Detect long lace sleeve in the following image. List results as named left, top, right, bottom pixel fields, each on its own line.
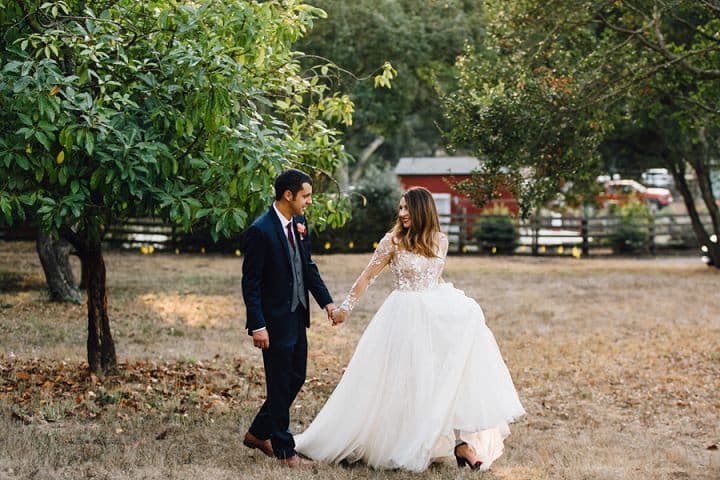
left=438, top=232, right=449, bottom=283
left=439, top=232, right=449, bottom=258
left=338, top=232, right=395, bottom=314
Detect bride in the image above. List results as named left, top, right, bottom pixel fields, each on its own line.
left=295, top=187, right=525, bottom=472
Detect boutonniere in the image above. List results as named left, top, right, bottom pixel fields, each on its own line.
left=296, top=223, right=306, bottom=241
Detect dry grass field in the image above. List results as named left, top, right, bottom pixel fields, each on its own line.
left=1, top=241, right=719, bottom=480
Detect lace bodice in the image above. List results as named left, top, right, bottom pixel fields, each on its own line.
left=338, top=232, right=449, bottom=314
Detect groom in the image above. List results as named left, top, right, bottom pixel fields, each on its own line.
left=241, top=168, right=335, bottom=468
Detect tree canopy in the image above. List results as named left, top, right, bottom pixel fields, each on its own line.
left=0, top=0, right=360, bottom=238
left=444, top=0, right=720, bottom=265
left=297, top=0, right=485, bottom=180
left=0, top=0, right=370, bottom=371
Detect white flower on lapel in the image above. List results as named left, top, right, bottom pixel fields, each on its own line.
left=296, top=223, right=306, bottom=241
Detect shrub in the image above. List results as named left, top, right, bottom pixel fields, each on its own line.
left=474, top=205, right=519, bottom=254
left=312, top=168, right=402, bottom=253
left=607, top=199, right=652, bottom=253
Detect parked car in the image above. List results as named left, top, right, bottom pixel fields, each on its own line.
left=641, top=168, right=674, bottom=188
left=597, top=179, right=673, bottom=210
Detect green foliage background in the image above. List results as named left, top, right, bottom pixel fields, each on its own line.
left=297, top=0, right=485, bottom=175
left=606, top=199, right=653, bottom=254
left=473, top=205, right=520, bottom=254
left=312, top=167, right=402, bottom=253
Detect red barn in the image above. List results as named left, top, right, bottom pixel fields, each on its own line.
left=393, top=156, right=518, bottom=216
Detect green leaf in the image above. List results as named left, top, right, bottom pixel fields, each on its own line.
left=233, top=210, right=247, bottom=227
left=17, top=113, right=33, bottom=126
left=0, top=197, right=12, bottom=219
left=35, top=131, right=51, bottom=151
left=18, top=193, right=37, bottom=206
left=3, top=61, right=23, bottom=73
left=85, top=133, right=94, bottom=155
left=90, top=169, right=103, bottom=189
left=58, top=167, right=68, bottom=186
left=13, top=76, right=32, bottom=93
left=38, top=120, right=54, bottom=132
left=16, top=156, right=30, bottom=170
left=59, top=129, right=74, bottom=150
left=17, top=128, right=34, bottom=140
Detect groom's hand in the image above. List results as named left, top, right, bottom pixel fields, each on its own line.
left=252, top=329, right=270, bottom=349
left=331, top=309, right=348, bottom=326
left=325, top=303, right=335, bottom=325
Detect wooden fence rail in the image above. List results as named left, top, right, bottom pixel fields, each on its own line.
left=440, top=212, right=709, bottom=256
left=0, top=212, right=711, bottom=256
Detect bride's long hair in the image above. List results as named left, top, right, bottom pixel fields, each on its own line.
left=391, top=187, right=441, bottom=258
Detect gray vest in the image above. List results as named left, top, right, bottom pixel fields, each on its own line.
left=289, top=238, right=307, bottom=312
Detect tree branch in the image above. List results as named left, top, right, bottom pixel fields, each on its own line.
left=649, top=6, right=720, bottom=79
left=599, top=6, right=720, bottom=80
left=13, top=0, right=43, bottom=34
left=683, top=96, right=720, bottom=115
left=176, top=125, right=207, bottom=164
left=697, top=0, right=720, bottom=16
left=667, top=9, right=720, bottom=45
left=298, top=54, right=387, bottom=82
left=59, top=225, right=85, bottom=253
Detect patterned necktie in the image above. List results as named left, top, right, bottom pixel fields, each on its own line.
left=286, top=222, right=295, bottom=251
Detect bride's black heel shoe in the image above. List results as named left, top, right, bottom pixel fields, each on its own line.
left=454, top=442, right=483, bottom=470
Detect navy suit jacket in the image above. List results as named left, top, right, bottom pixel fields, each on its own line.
left=241, top=207, right=332, bottom=336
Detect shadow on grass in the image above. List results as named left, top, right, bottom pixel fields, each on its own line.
left=0, top=270, right=45, bottom=293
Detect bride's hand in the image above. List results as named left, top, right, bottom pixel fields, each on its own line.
left=331, top=309, right=348, bottom=326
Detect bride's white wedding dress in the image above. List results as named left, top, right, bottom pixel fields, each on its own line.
left=295, top=232, right=525, bottom=472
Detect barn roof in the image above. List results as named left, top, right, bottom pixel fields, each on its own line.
left=394, top=156, right=482, bottom=175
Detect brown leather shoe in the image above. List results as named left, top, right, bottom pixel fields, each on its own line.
left=278, top=455, right=314, bottom=468
left=243, top=432, right=273, bottom=458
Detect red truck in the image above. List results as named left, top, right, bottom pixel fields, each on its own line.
left=598, top=179, right=673, bottom=210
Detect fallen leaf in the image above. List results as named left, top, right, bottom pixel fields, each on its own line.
left=11, top=411, right=31, bottom=425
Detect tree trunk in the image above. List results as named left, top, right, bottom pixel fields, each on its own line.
left=36, top=231, right=81, bottom=303
left=668, top=159, right=720, bottom=267
left=350, top=136, right=385, bottom=183
left=84, top=240, right=117, bottom=374
left=692, top=126, right=720, bottom=237
left=705, top=241, right=720, bottom=267
left=79, top=257, right=89, bottom=290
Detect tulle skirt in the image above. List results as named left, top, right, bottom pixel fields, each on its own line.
left=295, top=283, right=525, bottom=472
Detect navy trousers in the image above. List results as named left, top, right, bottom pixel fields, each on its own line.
left=248, top=306, right=307, bottom=459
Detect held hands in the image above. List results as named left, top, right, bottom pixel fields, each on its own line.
left=325, top=303, right=347, bottom=326
left=331, top=308, right=348, bottom=326
left=325, top=303, right=335, bottom=325
left=253, top=304, right=341, bottom=349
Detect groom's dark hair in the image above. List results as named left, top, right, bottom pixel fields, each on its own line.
left=275, top=168, right=313, bottom=200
